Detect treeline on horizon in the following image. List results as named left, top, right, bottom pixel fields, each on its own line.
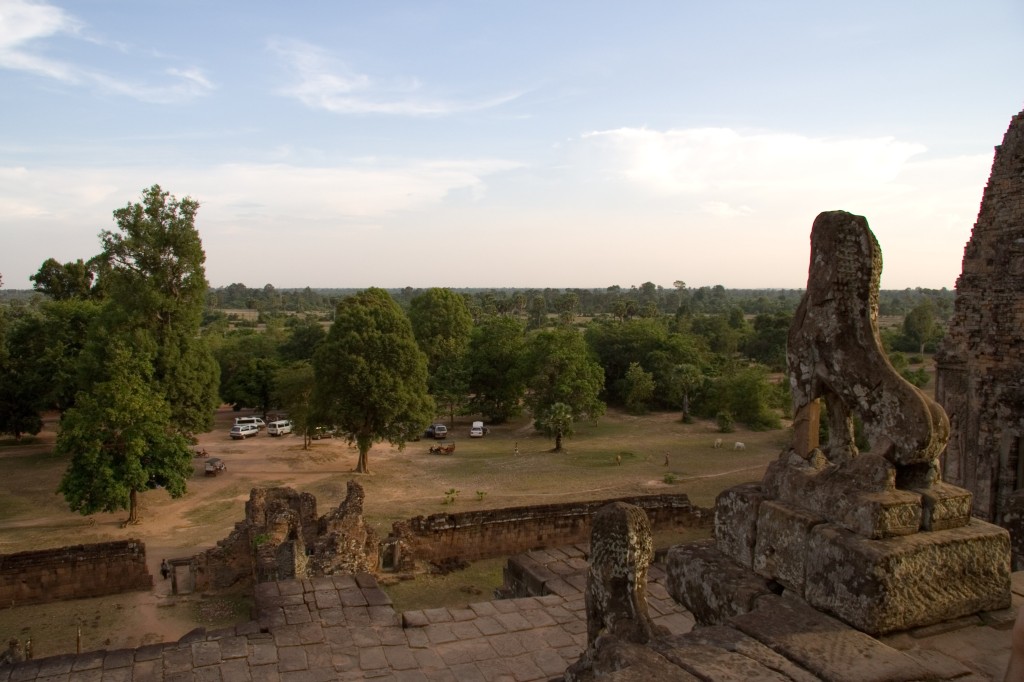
left=201, top=281, right=954, bottom=319
left=1, top=280, right=956, bottom=320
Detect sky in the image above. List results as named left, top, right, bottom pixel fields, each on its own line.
left=1, top=1, right=1022, bottom=291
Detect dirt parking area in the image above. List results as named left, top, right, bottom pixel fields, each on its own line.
left=0, top=406, right=786, bottom=657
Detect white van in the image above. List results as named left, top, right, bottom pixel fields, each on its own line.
left=230, top=424, right=259, bottom=439
left=234, top=416, right=266, bottom=430
left=470, top=421, right=486, bottom=438
left=268, top=420, right=293, bottom=436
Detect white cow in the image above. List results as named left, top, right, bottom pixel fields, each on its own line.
left=734, top=442, right=746, bottom=450
left=713, top=438, right=723, bottom=449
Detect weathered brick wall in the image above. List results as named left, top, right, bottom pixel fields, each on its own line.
left=0, top=540, right=153, bottom=607
left=390, top=494, right=710, bottom=565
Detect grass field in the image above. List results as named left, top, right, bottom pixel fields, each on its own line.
left=0, top=407, right=789, bottom=656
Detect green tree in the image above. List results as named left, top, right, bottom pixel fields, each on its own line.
left=585, top=318, right=700, bottom=405
left=902, top=301, right=941, bottom=353
left=656, top=362, right=704, bottom=422
left=57, top=345, right=192, bottom=524
left=527, top=294, right=547, bottom=330
left=273, top=362, right=316, bottom=448
left=556, top=292, right=580, bottom=325
left=213, top=331, right=280, bottom=410
left=523, top=327, right=605, bottom=448
left=408, top=288, right=473, bottom=423
left=466, top=316, right=527, bottom=423
left=622, top=362, right=655, bottom=415
left=279, top=318, right=327, bottom=363
left=703, top=365, right=781, bottom=431
left=93, top=184, right=219, bottom=436
left=430, top=338, right=470, bottom=425
left=313, top=288, right=434, bottom=473
left=0, top=299, right=99, bottom=438
left=57, top=185, right=218, bottom=522
left=30, top=258, right=100, bottom=300
left=743, top=311, right=792, bottom=371
left=534, top=402, right=574, bottom=452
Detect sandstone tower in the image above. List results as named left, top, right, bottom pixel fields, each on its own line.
left=936, top=107, right=1024, bottom=527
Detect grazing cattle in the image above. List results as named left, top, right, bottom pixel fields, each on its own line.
left=734, top=442, right=746, bottom=450
left=713, top=438, right=723, bottom=449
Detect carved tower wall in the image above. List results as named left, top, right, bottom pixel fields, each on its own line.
left=937, top=107, right=1024, bottom=523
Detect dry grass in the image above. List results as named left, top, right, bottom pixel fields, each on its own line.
left=0, top=407, right=787, bottom=655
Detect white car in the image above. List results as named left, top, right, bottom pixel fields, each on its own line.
left=470, top=421, right=486, bottom=437
left=230, top=424, right=259, bottom=439
left=268, top=420, right=293, bottom=436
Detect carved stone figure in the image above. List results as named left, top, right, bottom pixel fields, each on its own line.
left=583, top=502, right=659, bottom=646
left=787, top=210, right=949, bottom=475
left=567, top=501, right=666, bottom=680
left=670, top=210, right=1010, bottom=637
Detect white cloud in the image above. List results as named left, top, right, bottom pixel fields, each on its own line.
left=0, top=0, right=81, bottom=80
left=0, top=0, right=213, bottom=102
left=583, top=127, right=928, bottom=195
left=0, top=157, right=521, bottom=285
left=270, top=38, right=521, bottom=115
left=575, top=125, right=991, bottom=289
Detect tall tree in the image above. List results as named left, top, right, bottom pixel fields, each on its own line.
left=534, top=402, right=574, bottom=452
left=523, top=327, right=605, bottom=449
left=0, top=299, right=99, bottom=438
left=902, top=301, right=940, bottom=353
left=274, top=362, right=316, bottom=449
left=465, top=316, right=527, bottom=423
left=94, top=184, right=219, bottom=435
left=214, top=331, right=281, bottom=412
left=313, top=288, right=434, bottom=473
left=408, top=288, right=473, bottom=423
left=622, top=362, right=656, bottom=415
left=279, top=318, right=327, bottom=363
left=30, top=258, right=100, bottom=300
left=57, top=345, right=192, bottom=524
left=58, top=185, right=218, bottom=523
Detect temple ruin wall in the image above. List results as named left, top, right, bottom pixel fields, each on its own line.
left=0, top=540, right=153, bottom=607
left=392, top=494, right=710, bottom=565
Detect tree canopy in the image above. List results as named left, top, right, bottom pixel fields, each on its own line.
left=313, top=288, right=434, bottom=473
left=92, top=184, right=220, bottom=436
left=57, top=344, right=192, bottom=523
left=465, top=316, right=527, bottom=423
left=56, top=185, right=218, bottom=522
left=523, top=326, right=605, bottom=449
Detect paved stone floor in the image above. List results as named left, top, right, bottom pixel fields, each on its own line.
left=0, top=547, right=1018, bottom=681
left=0, top=546, right=691, bottom=682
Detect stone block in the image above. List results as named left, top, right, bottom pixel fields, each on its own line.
left=804, top=519, right=1012, bottom=635
left=665, top=540, right=774, bottom=626
left=764, top=455, right=923, bottom=539
left=714, top=484, right=762, bottom=568
left=752, top=500, right=822, bottom=593
left=914, top=481, right=972, bottom=531
left=730, top=595, right=933, bottom=682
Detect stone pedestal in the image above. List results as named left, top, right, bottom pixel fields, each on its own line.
left=804, top=519, right=1010, bottom=634
left=708, top=482, right=1011, bottom=636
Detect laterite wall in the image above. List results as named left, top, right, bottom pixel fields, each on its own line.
left=391, top=493, right=710, bottom=564
left=0, top=540, right=153, bottom=606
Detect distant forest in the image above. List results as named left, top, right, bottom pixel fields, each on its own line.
left=196, top=282, right=955, bottom=321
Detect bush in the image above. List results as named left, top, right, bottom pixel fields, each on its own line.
left=716, top=410, right=735, bottom=433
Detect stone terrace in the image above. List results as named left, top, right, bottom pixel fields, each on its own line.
left=0, top=547, right=1019, bottom=681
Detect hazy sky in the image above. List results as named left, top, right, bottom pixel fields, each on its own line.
left=1, top=1, right=1021, bottom=291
